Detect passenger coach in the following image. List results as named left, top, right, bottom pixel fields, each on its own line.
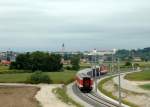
left=76, top=73, right=93, bottom=92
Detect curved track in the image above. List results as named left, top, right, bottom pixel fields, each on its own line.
left=72, top=70, right=129, bottom=107
left=72, top=83, right=123, bottom=107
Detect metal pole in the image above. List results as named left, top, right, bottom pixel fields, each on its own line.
left=118, top=58, right=122, bottom=106
left=95, top=53, right=97, bottom=92
left=112, top=53, right=114, bottom=73
left=132, top=63, right=134, bottom=71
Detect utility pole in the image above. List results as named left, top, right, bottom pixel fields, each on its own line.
left=132, top=63, right=135, bottom=71
left=95, top=50, right=97, bottom=92
left=117, top=58, right=122, bottom=106
left=112, top=53, right=114, bottom=72
left=92, top=49, right=97, bottom=92
left=112, top=49, right=116, bottom=73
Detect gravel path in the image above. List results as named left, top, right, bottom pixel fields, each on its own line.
left=113, top=74, right=150, bottom=94
left=36, top=84, right=73, bottom=107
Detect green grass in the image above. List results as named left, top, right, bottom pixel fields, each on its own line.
left=0, top=70, right=77, bottom=84
left=98, top=77, right=138, bottom=107
left=140, top=84, right=150, bottom=90
left=0, top=65, right=9, bottom=72
left=52, top=87, right=83, bottom=107
left=125, top=70, right=150, bottom=81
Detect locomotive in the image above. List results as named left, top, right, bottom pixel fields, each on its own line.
left=75, top=73, right=93, bottom=92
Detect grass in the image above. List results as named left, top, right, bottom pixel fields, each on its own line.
left=124, top=70, right=150, bottom=81
left=0, top=70, right=77, bottom=84
left=0, top=65, right=9, bottom=72
left=140, top=84, right=150, bottom=90
left=52, top=87, right=83, bottom=107
left=98, top=76, right=138, bottom=107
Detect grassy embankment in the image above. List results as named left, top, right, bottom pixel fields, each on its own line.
left=125, top=70, right=150, bottom=90
left=53, top=87, right=83, bottom=107
left=140, top=84, right=150, bottom=90
left=98, top=76, right=138, bottom=107
left=124, top=70, right=150, bottom=81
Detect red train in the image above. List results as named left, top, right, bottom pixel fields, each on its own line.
left=99, top=64, right=109, bottom=75
left=90, top=64, right=109, bottom=77
left=76, top=73, right=93, bottom=92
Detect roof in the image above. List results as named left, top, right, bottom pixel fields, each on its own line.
left=77, top=73, right=91, bottom=78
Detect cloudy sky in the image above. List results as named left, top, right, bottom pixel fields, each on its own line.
left=0, top=0, right=150, bottom=51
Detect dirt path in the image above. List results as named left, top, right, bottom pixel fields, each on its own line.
left=103, top=79, right=150, bottom=107
left=36, top=84, right=73, bottom=107
left=113, top=74, right=150, bottom=94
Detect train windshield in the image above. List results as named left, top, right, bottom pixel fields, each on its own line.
left=83, top=78, right=91, bottom=87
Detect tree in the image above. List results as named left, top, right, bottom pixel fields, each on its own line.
left=71, top=55, right=80, bottom=70
left=10, top=51, right=63, bottom=72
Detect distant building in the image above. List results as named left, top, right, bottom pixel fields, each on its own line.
left=0, top=51, right=18, bottom=62
left=83, top=49, right=115, bottom=63
left=133, top=57, right=142, bottom=62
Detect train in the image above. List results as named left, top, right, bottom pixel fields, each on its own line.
left=76, top=65, right=109, bottom=92
left=75, top=73, right=93, bottom=93
left=88, top=64, right=109, bottom=77
left=99, top=64, right=109, bottom=75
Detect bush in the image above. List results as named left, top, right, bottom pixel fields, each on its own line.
left=28, top=71, right=52, bottom=84
left=125, top=61, right=132, bottom=66
left=65, top=66, right=72, bottom=70
left=134, top=63, right=140, bottom=67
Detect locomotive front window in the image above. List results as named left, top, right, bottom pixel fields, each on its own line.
left=83, top=78, right=91, bottom=87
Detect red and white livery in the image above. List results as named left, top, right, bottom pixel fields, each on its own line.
left=76, top=73, right=93, bottom=92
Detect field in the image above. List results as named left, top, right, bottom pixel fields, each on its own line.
left=140, top=84, right=150, bottom=90
left=124, top=70, right=150, bottom=81
left=0, top=71, right=76, bottom=84
left=0, top=65, right=77, bottom=84
left=0, top=86, right=40, bottom=107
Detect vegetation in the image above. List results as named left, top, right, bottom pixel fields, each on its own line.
left=28, top=71, right=52, bottom=84
left=0, top=70, right=76, bottom=84
left=125, top=61, right=132, bottom=67
left=115, top=47, right=150, bottom=61
left=53, top=87, right=83, bottom=107
left=71, top=55, right=80, bottom=70
left=140, top=84, right=150, bottom=90
left=98, top=77, right=138, bottom=107
left=125, top=70, right=150, bottom=81
left=10, top=51, right=63, bottom=72
left=0, top=65, right=9, bottom=72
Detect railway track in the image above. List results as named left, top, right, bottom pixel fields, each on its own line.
left=89, top=92, right=122, bottom=107
left=72, top=69, right=133, bottom=107
left=72, top=84, right=122, bottom=107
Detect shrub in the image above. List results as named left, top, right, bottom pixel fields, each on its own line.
left=65, top=66, right=72, bottom=70
left=28, top=71, right=52, bottom=84
left=125, top=61, right=132, bottom=66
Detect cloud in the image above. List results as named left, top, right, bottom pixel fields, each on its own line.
left=0, top=0, right=150, bottom=51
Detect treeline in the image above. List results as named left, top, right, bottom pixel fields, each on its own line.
left=10, top=51, right=63, bottom=72
left=115, top=47, right=150, bottom=61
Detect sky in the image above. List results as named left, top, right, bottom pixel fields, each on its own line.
left=0, top=0, right=150, bottom=52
